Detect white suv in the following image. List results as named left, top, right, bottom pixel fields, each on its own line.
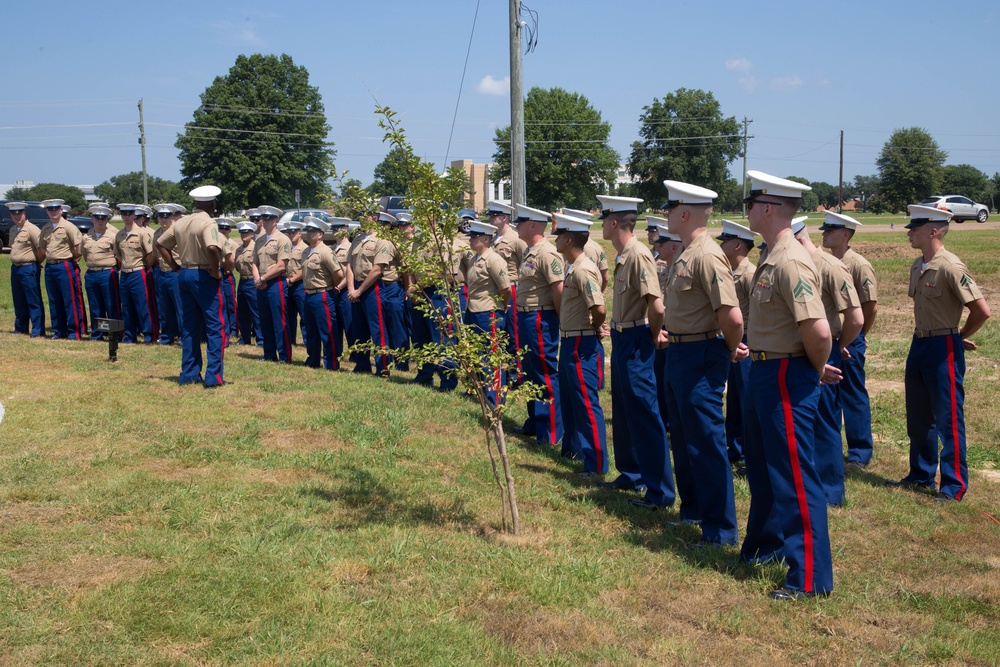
left=918, top=195, right=989, bottom=223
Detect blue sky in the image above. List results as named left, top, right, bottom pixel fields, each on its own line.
left=3, top=0, right=999, bottom=198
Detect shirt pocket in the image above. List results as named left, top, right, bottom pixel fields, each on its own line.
left=614, top=277, right=628, bottom=295
left=752, top=286, right=773, bottom=304
left=921, top=282, right=943, bottom=300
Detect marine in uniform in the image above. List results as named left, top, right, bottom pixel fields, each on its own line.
left=155, top=185, right=226, bottom=387
left=136, top=204, right=160, bottom=339
left=346, top=212, right=395, bottom=375
left=488, top=200, right=528, bottom=383
left=217, top=217, right=239, bottom=344
left=887, top=205, right=991, bottom=502
left=329, top=217, right=356, bottom=364
left=252, top=206, right=293, bottom=362
left=740, top=171, right=838, bottom=600
left=793, top=218, right=862, bottom=507
left=649, top=220, right=681, bottom=442
left=234, top=221, right=262, bottom=345
left=5, top=201, right=46, bottom=336
left=152, top=204, right=183, bottom=345
left=39, top=198, right=85, bottom=340
left=113, top=203, right=155, bottom=343
left=463, top=219, right=511, bottom=405
left=512, top=204, right=564, bottom=446
left=284, top=220, right=309, bottom=348
left=821, top=211, right=879, bottom=468
left=661, top=181, right=745, bottom=542
left=80, top=204, right=120, bottom=339
left=300, top=216, right=345, bottom=370
left=717, top=219, right=758, bottom=469
left=597, top=195, right=675, bottom=508
left=552, top=213, right=608, bottom=478
left=562, top=207, right=610, bottom=389
left=378, top=215, right=409, bottom=371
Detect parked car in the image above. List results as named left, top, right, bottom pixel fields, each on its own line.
left=68, top=216, right=94, bottom=237
left=379, top=195, right=408, bottom=219
left=918, top=195, right=989, bottom=223
left=0, top=200, right=49, bottom=248
left=277, top=208, right=339, bottom=243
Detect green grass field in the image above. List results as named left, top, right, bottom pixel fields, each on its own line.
left=0, top=227, right=998, bottom=666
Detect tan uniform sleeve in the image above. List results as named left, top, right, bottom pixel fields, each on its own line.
left=581, top=264, right=603, bottom=309
left=488, top=255, right=510, bottom=291
left=157, top=226, right=177, bottom=250
left=855, top=262, right=877, bottom=303
left=538, top=249, right=564, bottom=286
left=697, top=252, right=739, bottom=311
left=633, top=251, right=661, bottom=300
left=779, top=259, right=827, bottom=322
left=201, top=221, right=221, bottom=250
left=943, top=260, right=984, bottom=305
left=322, top=250, right=342, bottom=278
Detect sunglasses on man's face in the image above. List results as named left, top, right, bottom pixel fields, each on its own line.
left=45, top=206, right=62, bottom=211
left=261, top=215, right=278, bottom=220
left=92, top=215, right=110, bottom=220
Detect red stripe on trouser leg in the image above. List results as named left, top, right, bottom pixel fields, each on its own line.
left=322, top=291, right=339, bottom=369
left=511, top=284, right=522, bottom=380
left=597, top=345, right=604, bottom=386
left=778, top=358, right=814, bottom=592
left=215, top=283, right=226, bottom=384
left=535, top=311, right=557, bottom=442
left=278, top=280, right=291, bottom=359
left=574, top=336, right=603, bottom=472
left=63, top=262, right=83, bottom=339
left=374, top=283, right=387, bottom=373
left=491, top=312, right=500, bottom=392
left=140, top=269, right=156, bottom=339
left=945, top=336, right=966, bottom=500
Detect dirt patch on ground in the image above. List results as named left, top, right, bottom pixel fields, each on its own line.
left=263, top=428, right=347, bottom=453
left=0, top=503, right=69, bottom=525
left=865, top=378, right=905, bottom=396
left=8, top=554, right=158, bottom=591
left=976, top=468, right=1000, bottom=484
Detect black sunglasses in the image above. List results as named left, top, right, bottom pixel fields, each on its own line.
left=92, top=215, right=110, bottom=220
left=45, top=206, right=62, bottom=211
left=261, top=214, right=278, bottom=219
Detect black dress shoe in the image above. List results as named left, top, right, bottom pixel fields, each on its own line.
left=628, top=496, right=664, bottom=510
left=577, top=471, right=598, bottom=480
left=511, top=424, right=535, bottom=436
left=934, top=492, right=957, bottom=503
left=769, top=587, right=828, bottom=601
left=845, top=460, right=867, bottom=470
left=886, top=478, right=936, bottom=492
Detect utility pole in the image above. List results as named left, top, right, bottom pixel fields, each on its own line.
left=508, top=0, right=525, bottom=206
left=138, top=99, right=148, bottom=206
left=740, top=116, right=753, bottom=219
left=838, top=130, right=844, bottom=213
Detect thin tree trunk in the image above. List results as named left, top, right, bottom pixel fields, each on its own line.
left=492, top=421, right=520, bottom=534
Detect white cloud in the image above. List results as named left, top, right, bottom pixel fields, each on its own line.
left=476, top=75, right=510, bottom=96
left=214, top=20, right=264, bottom=46
left=725, top=58, right=753, bottom=74
left=770, top=76, right=803, bottom=90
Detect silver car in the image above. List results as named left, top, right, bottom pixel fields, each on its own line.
left=918, top=195, right=989, bottom=223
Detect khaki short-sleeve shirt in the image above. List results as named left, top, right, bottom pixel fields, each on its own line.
left=812, top=250, right=860, bottom=339
left=732, top=256, right=755, bottom=324
left=748, top=232, right=827, bottom=354
left=374, top=238, right=400, bottom=283
left=253, top=230, right=293, bottom=275
left=516, top=239, right=564, bottom=309
left=287, top=240, right=308, bottom=281
left=841, top=248, right=878, bottom=304
left=10, top=221, right=41, bottom=265
left=560, top=255, right=604, bottom=331
left=665, top=232, right=739, bottom=334
left=82, top=228, right=117, bottom=269
left=302, top=243, right=343, bottom=291
left=465, top=247, right=510, bottom=312
left=334, top=240, right=350, bottom=265
left=909, top=247, right=984, bottom=331
left=346, top=233, right=380, bottom=278
left=234, top=243, right=255, bottom=278
left=157, top=211, right=222, bottom=267
left=40, top=220, right=83, bottom=262
left=584, top=239, right=609, bottom=274
left=152, top=227, right=180, bottom=271
left=492, top=227, right=527, bottom=278
left=114, top=226, right=152, bottom=270
left=612, top=235, right=661, bottom=323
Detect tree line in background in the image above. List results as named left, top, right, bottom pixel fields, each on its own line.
left=10, top=54, right=1000, bottom=217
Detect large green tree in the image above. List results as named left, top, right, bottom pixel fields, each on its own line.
left=627, top=88, right=741, bottom=206
left=786, top=176, right=819, bottom=212
left=175, top=53, right=334, bottom=211
left=491, top=87, right=619, bottom=211
left=940, top=164, right=989, bottom=202
left=6, top=183, right=86, bottom=211
left=875, top=127, right=946, bottom=213
left=368, top=145, right=414, bottom=197
left=94, top=171, right=192, bottom=209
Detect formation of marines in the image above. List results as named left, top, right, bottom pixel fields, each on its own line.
left=4, top=168, right=991, bottom=601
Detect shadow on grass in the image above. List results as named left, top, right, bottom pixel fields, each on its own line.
left=297, top=466, right=479, bottom=530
